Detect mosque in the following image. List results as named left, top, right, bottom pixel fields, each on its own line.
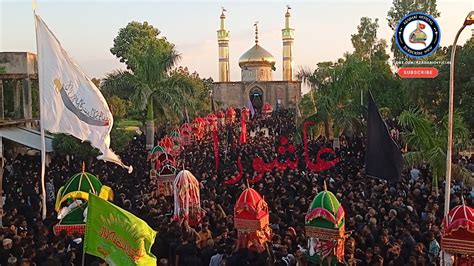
left=212, top=7, right=302, bottom=111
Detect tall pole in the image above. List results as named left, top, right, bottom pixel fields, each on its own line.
left=444, top=24, right=466, bottom=217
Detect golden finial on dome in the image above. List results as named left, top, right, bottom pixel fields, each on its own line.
left=254, top=21, right=259, bottom=45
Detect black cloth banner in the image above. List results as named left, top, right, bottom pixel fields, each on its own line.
left=365, top=92, right=403, bottom=183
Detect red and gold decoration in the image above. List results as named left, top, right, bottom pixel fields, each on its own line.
left=156, top=164, right=176, bottom=197
left=216, top=111, right=225, bottom=126
left=226, top=107, right=236, bottom=124
left=234, top=187, right=272, bottom=253
left=173, top=169, right=203, bottom=226
left=262, top=102, right=273, bottom=117
left=241, top=107, right=250, bottom=122
left=180, top=123, right=193, bottom=146
left=212, top=125, right=219, bottom=173
left=193, top=117, right=206, bottom=140
left=206, top=113, right=218, bottom=130
left=441, top=203, right=474, bottom=265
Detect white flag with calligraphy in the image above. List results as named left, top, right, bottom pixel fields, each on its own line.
left=35, top=14, right=131, bottom=172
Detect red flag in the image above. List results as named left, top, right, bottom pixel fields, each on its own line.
left=212, top=126, right=219, bottom=173
left=239, top=117, right=247, bottom=144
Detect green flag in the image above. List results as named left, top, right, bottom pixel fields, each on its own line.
left=84, top=194, right=157, bottom=265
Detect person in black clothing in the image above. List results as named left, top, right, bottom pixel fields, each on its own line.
left=0, top=109, right=472, bottom=266
left=175, top=232, right=201, bottom=266
left=200, top=239, right=217, bottom=265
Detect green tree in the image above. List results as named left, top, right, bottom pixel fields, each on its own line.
left=298, top=54, right=367, bottom=138
left=452, top=38, right=474, bottom=129
left=350, top=16, right=406, bottom=115
left=107, top=95, right=131, bottom=119
left=351, top=17, right=380, bottom=61
left=110, top=21, right=161, bottom=71
left=393, top=37, right=474, bottom=129
left=52, top=134, right=98, bottom=159
left=387, top=0, right=440, bottom=64
left=398, top=109, right=471, bottom=191
left=106, top=22, right=210, bottom=149
left=52, top=125, right=133, bottom=159
left=101, top=70, right=138, bottom=100
left=91, top=78, right=101, bottom=88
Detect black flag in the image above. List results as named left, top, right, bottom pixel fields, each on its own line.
left=365, top=92, right=403, bottom=182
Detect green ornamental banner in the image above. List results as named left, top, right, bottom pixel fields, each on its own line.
left=84, top=194, right=157, bottom=265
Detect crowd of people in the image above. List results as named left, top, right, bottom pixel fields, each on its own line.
left=0, top=109, right=473, bottom=266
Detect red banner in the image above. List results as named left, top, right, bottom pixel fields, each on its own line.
left=240, top=117, right=247, bottom=144
left=303, top=121, right=340, bottom=172
left=212, top=126, right=219, bottom=173
left=224, top=158, right=243, bottom=185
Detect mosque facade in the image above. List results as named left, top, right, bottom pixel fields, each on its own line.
left=212, top=7, right=301, bottom=111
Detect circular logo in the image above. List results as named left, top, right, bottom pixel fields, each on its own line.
left=395, top=12, right=441, bottom=58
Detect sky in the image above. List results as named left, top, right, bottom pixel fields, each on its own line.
left=1, top=0, right=474, bottom=85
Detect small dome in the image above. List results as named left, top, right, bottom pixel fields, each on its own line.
left=150, top=145, right=166, bottom=154
left=235, top=188, right=268, bottom=220
left=306, top=190, right=345, bottom=229
left=61, top=172, right=103, bottom=197
left=239, top=44, right=276, bottom=68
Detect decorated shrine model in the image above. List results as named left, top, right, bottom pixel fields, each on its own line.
left=53, top=169, right=113, bottom=236
left=173, top=169, right=202, bottom=226
left=206, top=113, right=218, bottom=129
left=159, top=136, right=175, bottom=153
left=149, top=145, right=176, bottom=172
left=441, top=203, right=474, bottom=265
left=262, top=102, right=273, bottom=117
left=193, top=117, right=206, bottom=140
left=241, top=107, right=250, bottom=121
left=169, top=130, right=180, bottom=143
left=305, top=187, right=346, bottom=265
left=156, top=164, right=176, bottom=197
left=226, top=107, right=236, bottom=124
left=149, top=144, right=178, bottom=197
left=180, top=123, right=193, bottom=145
left=234, top=187, right=272, bottom=253
left=216, top=111, right=225, bottom=126
left=148, top=145, right=166, bottom=161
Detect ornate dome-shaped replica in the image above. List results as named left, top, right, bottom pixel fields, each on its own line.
left=234, top=187, right=272, bottom=253
left=173, top=169, right=202, bottom=226
left=55, top=171, right=113, bottom=212
left=54, top=167, right=113, bottom=236
left=238, top=44, right=276, bottom=68
left=441, top=203, right=474, bottom=258
left=305, top=187, right=346, bottom=265
left=306, top=190, right=345, bottom=230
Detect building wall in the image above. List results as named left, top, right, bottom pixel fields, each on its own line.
left=241, top=66, right=273, bottom=82
left=0, top=52, right=37, bottom=74
left=213, top=80, right=301, bottom=109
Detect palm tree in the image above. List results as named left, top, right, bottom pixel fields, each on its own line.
left=398, top=109, right=471, bottom=192
left=298, top=54, right=366, bottom=138
left=102, top=40, right=204, bottom=149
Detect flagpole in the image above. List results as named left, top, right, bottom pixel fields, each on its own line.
left=81, top=249, right=85, bottom=266
left=33, top=5, right=48, bottom=221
